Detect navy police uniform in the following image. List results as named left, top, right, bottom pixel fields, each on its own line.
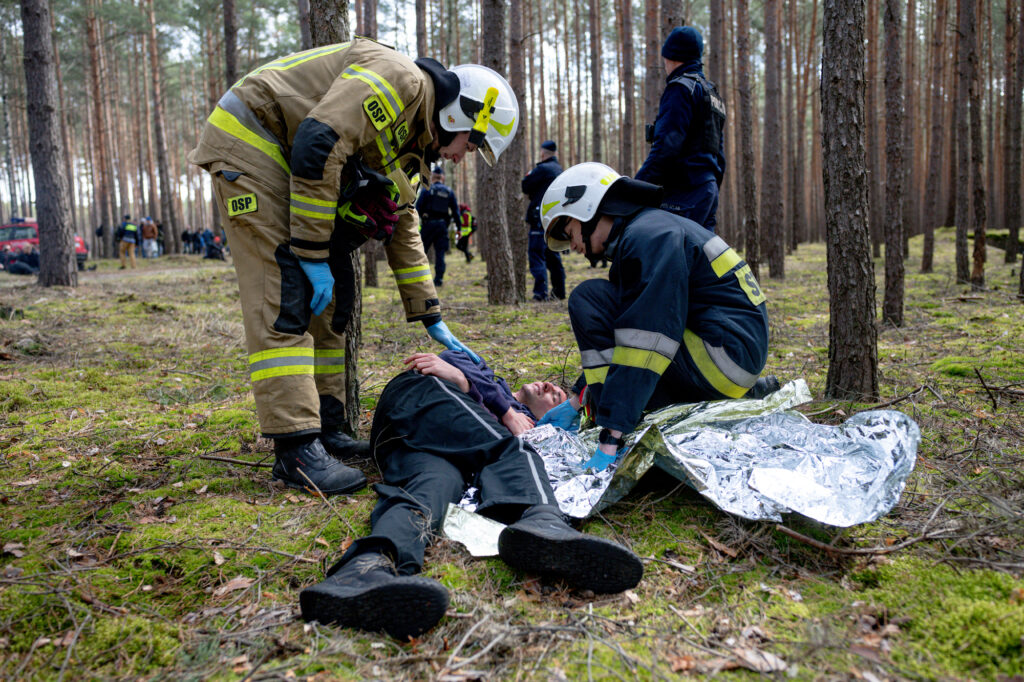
left=522, top=155, right=566, bottom=300
left=328, top=351, right=556, bottom=576
left=636, top=63, right=726, bottom=232
left=569, top=208, right=768, bottom=434
left=416, top=181, right=460, bottom=286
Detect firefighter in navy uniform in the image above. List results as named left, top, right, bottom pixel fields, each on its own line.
left=522, top=140, right=566, bottom=300
left=541, top=163, right=777, bottom=471
left=189, top=38, right=520, bottom=496
left=415, top=165, right=460, bottom=286
left=636, top=26, right=726, bottom=232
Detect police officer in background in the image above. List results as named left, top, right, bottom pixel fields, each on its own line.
left=416, top=164, right=460, bottom=286
left=522, top=140, right=566, bottom=301
left=636, top=26, right=726, bottom=232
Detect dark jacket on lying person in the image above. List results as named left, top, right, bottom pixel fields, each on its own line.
left=439, top=350, right=535, bottom=421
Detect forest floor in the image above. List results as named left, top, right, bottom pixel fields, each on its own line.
left=1, top=227, right=1022, bottom=681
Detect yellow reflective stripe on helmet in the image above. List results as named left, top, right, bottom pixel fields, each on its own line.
left=208, top=107, right=290, bottom=174
left=541, top=200, right=560, bottom=216
left=611, top=347, right=672, bottom=375
left=682, top=330, right=752, bottom=398
left=474, top=87, right=499, bottom=134
left=342, top=65, right=404, bottom=119
left=584, top=366, right=609, bottom=385
left=236, top=43, right=351, bottom=86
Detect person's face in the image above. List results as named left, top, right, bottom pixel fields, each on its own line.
left=431, top=173, right=443, bottom=184
left=518, top=381, right=567, bottom=418
left=563, top=218, right=607, bottom=256
left=437, top=131, right=478, bottom=164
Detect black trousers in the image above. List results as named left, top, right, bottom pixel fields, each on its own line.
left=328, top=370, right=556, bottom=576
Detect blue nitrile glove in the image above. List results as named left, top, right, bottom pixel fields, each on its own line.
left=536, top=399, right=581, bottom=431
left=299, top=261, right=334, bottom=316
left=425, top=320, right=482, bottom=364
left=582, top=446, right=617, bottom=472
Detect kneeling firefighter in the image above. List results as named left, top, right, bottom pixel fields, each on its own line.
left=189, top=38, right=519, bottom=495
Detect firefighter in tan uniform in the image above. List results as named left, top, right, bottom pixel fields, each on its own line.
left=189, top=38, right=520, bottom=496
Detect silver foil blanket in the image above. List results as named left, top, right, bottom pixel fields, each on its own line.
left=443, top=381, right=920, bottom=554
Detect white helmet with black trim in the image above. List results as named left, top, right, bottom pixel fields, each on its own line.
left=541, top=162, right=622, bottom=251
left=438, top=65, right=519, bottom=166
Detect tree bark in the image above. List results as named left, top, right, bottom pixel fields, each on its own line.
left=882, top=0, right=904, bottom=326
left=736, top=0, right=760, bottom=280
left=1006, top=0, right=1021, bottom=265
left=1, top=32, right=18, bottom=227
left=297, top=0, right=312, bottom=50
left=964, top=0, right=986, bottom=289
left=954, top=0, right=972, bottom=284
left=86, top=5, right=113, bottom=258
left=479, top=0, right=518, bottom=304
left=618, top=0, right=636, bottom=175
left=865, top=0, right=882, bottom=258
left=590, top=0, right=602, bottom=161
left=921, top=0, right=948, bottom=272
left=20, top=0, right=75, bottom=286
left=760, top=0, right=784, bottom=278
left=224, top=0, right=238, bottom=87
left=509, top=0, right=528, bottom=300
left=822, top=0, right=878, bottom=401
left=416, top=0, right=427, bottom=57
left=148, top=0, right=181, bottom=254
left=901, top=0, right=916, bottom=254
left=644, top=0, right=661, bottom=136
left=310, top=0, right=350, bottom=45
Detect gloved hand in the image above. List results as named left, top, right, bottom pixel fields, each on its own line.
left=582, top=444, right=617, bottom=472
left=299, top=260, right=334, bottom=316
left=536, top=399, right=581, bottom=431
left=338, top=181, right=399, bottom=243
left=425, top=320, right=482, bottom=364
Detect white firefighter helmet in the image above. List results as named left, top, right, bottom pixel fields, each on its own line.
left=438, top=64, right=519, bottom=166
left=541, top=162, right=622, bottom=251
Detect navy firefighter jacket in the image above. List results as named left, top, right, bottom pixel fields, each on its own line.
left=596, top=208, right=768, bottom=433
left=521, top=156, right=563, bottom=231
left=439, top=350, right=535, bottom=423
left=635, top=62, right=726, bottom=202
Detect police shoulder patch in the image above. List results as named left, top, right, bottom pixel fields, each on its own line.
left=363, top=95, right=394, bottom=130
left=227, top=193, right=258, bottom=216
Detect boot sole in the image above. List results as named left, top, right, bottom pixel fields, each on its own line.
left=498, top=527, right=643, bottom=593
left=300, top=577, right=449, bottom=640
left=272, top=473, right=366, bottom=496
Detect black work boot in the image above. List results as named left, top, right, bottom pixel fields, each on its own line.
left=320, top=428, right=371, bottom=460
left=745, top=374, right=782, bottom=400
left=498, top=505, right=643, bottom=593
left=299, top=552, right=450, bottom=640
left=272, top=436, right=366, bottom=496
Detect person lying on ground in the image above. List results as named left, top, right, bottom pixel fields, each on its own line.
left=299, top=350, right=643, bottom=640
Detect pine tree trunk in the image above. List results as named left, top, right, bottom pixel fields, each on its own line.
left=760, top=0, right=784, bottom=278
left=644, top=0, right=661, bottom=138
left=710, top=0, right=730, bottom=242
left=901, top=0, right=916, bottom=254
left=736, top=0, right=760, bottom=279
left=954, top=0, right=972, bottom=284
left=865, top=0, right=882, bottom=258
left=882, top=0, right=904, bottom=326
left=0, top=35, right=15, bottom=228
left=822, top=0, right=878, bottom=401
left=416, top=0, right=427, bottom=56
left=619, top=0, right=636, bottom=175
left=297, top=0, right=313, bottom=50
left=148, top=0, right=181, bottom=254
left=509, top=0, right=528, bottom=300
left=922, top=0, right=948, bottom=272
left=224, top=0, right=238, bottom=87
left=964, top=0, right=986, bottom=289
left=1006, top=0, right=1021, bottom=265
left=86, top=7, right=113, bottom=258
left=20, top=0, right=76, bottom=286
left=590, top=0, right=601, bottom=161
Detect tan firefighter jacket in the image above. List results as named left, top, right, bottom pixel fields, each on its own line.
left=190, top=38, right=442, bottom=322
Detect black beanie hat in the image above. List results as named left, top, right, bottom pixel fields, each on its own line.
left=662, top=26, right=703, bottom=63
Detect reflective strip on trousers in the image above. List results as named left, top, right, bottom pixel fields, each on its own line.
left=682, top=329, right=758, bottom=398
left=290, top=193, right=338, bottom=221
left=249, top=347, right=315, bottom=382
left=210, top=91, right=291, bottom=174
left=393, top=265, right=431, bottom=285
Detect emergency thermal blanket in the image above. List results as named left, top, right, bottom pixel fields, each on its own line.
left=443, top=380, right=920, bottom=555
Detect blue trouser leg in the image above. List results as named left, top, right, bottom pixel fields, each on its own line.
left=663, top=180, right=720, bottom=233
left=421, top=221, right=449, bottom=285
left=545, top=247, right=565, bottom=299
left=528, top=231, right=548, bottom=299
left=568, top=279, right=723, bottom=418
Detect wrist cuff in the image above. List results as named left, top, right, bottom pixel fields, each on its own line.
left=598, top=428, right=623, bottom=447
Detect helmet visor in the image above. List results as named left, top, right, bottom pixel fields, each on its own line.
left=545, top=215, right=571, bottom=252
left=478, top=139, right=496, bottom=167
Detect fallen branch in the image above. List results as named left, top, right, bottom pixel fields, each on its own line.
left=197, top=452, right=273, bottom=468
left=774, top=524, right=954, bottom=556
left=868, top=386, right=927, bottom=410
left=973, top=368, right=999, bottom=412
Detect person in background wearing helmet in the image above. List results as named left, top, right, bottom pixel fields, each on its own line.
left=636, top=26, right=726, bottom=232
left=189, top=38, right=520, bottom=497
left=539, top=162, right=777, bottom=471
left=415, top=164, right=460, bottom=286
left=455, top=202, right=475, bottom=262
left=522, top=140, right=566, bottom=301
left=299, top=349, right=642, bottom=639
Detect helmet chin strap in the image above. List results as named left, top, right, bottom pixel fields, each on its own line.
left=580, top=215, right=603, bottom=267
